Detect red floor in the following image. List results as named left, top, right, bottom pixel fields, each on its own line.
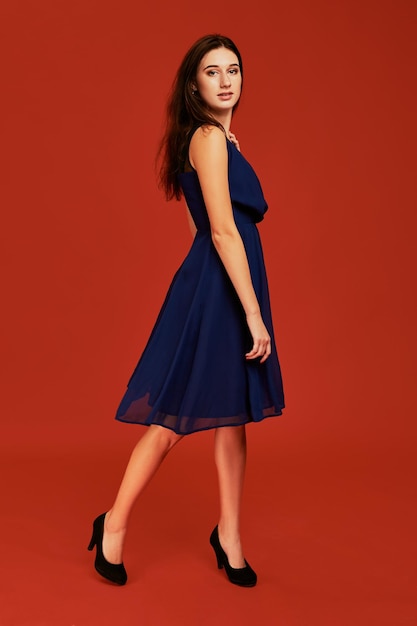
left=1, top=425, right=415, bottom=626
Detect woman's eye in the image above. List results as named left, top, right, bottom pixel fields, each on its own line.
left=207, top=70, right=218, bottom=76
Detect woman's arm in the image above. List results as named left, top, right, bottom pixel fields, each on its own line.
left=189, top=125, right=271, bottom=362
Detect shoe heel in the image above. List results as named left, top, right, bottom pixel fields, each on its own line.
left=209, top=526, right=224, bottom=569
left=87, top=524, right=96, bottom=551
left=216, top=554, right=223, bottom=569
left=87, top=534, right=96, bottom=551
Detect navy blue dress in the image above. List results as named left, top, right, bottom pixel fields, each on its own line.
left=115, top=136, right=285, bottom=434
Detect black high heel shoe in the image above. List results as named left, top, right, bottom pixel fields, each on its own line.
left=209, top=526, right=257, bottom=587
left=87, top=513, right=127, bottom=585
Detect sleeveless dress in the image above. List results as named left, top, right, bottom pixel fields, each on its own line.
left=115, top=135, right=285, bottom=434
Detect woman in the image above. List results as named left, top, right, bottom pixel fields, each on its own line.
left=88, top=34, right=284, bottom=588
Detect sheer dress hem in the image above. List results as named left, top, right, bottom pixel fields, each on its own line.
left=115, top=406, right=284, bottom=436
left=115, top=391, right=284, bottom=435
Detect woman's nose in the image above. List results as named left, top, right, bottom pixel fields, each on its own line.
left=220, top=72, right=231, bottom=88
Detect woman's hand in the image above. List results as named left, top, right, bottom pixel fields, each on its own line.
left=228, top=131, right=240, bottom=152
left=245, top=311, right=271, bottom=363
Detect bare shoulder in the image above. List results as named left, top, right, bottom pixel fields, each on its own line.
left=191, top=125, right=226, bottom=148
left=190, top=125, right=227, bottom=167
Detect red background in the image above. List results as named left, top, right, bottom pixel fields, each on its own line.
left=1, top=1, right=416, bottom=625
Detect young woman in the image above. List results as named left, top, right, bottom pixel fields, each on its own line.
left=88, top=34, right=285, bottom=588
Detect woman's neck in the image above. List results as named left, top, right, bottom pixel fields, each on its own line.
left=211, top=110, right=233, bottom=135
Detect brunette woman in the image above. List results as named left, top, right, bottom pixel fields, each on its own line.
left=88, top=33, right=284, bottom=587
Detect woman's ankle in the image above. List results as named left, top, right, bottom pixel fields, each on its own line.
left=104, top=509, right=127, bottom=534
left=218, top=520, right=241, bottom=544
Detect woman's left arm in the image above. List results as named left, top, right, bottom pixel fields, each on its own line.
left=189, top=125, right=271, bottom=362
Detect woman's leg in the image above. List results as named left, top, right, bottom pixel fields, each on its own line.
left=102, top=425, right=183, bottom=564
left=214, top=425, right=247, bottom=568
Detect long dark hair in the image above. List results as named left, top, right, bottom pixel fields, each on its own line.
left=157, top=34, right=243, bottom=201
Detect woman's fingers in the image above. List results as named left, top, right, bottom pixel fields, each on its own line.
left=260, top=340, right=272, bottom=363
left=245, top=338, right=271, bottom=361
left=245, top=311, right=270, bottom=361
left=228, top=132, right=241, bottom=151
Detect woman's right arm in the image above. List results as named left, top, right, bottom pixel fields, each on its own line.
left=189, top=125, right=271, bottom=362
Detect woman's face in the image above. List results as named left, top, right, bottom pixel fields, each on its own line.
left=194, top=47, right=242, bottom=116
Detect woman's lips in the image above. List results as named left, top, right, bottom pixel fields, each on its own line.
left=218, top=92, right=233, bottom=100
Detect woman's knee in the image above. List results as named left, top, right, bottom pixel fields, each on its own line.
left=216, top=425, right=246, bottom=442
left=149, top=424, right=183, bottom=450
